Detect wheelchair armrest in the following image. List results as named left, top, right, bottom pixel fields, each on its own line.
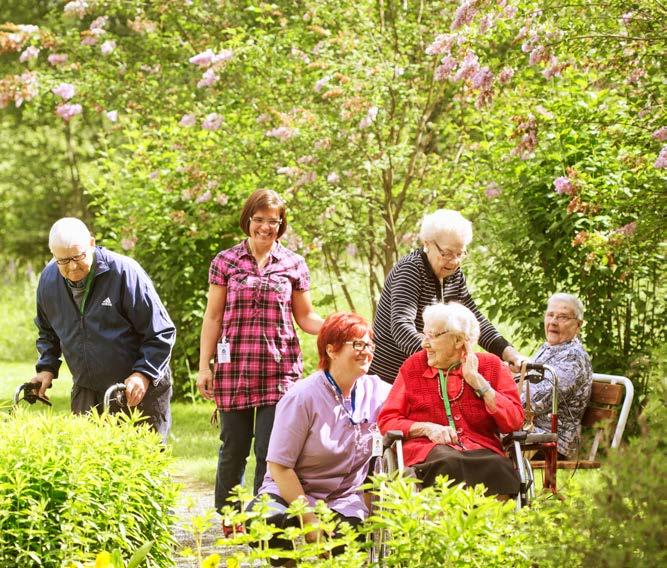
left=383, top=430, right=404, bottom=449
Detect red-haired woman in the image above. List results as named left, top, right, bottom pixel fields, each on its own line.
left=252, top=312, right=391, bottom=554
left=197, top=189, right=323, bottom=526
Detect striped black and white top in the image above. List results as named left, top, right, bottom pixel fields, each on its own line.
left=368, top=249, right=510, bottom=384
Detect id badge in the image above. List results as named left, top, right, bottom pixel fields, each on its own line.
left=371, top=427, right=383, bottom=458
left=217, top=337, right=231, bottom=364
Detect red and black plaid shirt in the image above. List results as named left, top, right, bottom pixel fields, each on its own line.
left=209, top=240, right=310, bottom=411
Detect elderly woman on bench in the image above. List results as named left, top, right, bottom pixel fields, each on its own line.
left=525, top=293, right=593, bottom=460
left=378, top=302, right=524, bottom=496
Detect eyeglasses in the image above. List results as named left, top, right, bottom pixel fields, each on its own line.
left=54, top=252, right=87, bottom=266
left=432, top=241, right=467, bottom=262
left=423, top=329, right=454, bottom=340
left=544, top=312, right=578, bottom=323
left=250, top=216, right=282, bottom=228
left=345, top=340, right=376, bottom=353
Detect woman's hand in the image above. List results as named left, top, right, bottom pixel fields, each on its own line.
left=461, top=342, right=483, bottom=389
left=196, top=368, right=215, bottom=401
left=412, top=422, right=459, bottom=445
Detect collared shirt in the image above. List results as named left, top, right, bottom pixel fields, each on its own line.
left=522, top=337, right=593, bottom=458
left=369, top=250, right=510, bottom=384
left=259, top=371, right=391, bottom=520
left=378, top=351, right=524, bottom=467
left=209, top=240, right=310, bottom=411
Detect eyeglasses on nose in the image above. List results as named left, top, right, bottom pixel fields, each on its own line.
left=544, top=312, right=577, bottom=323
left=345, top=340, right=376, bottom=353
left=432, top=241, right=467, bottom=262
left=55, top=252, right=87, bottom=266
left=250, top=216, right=282, bottom=228
left=423, top=329, right=455, bottom=340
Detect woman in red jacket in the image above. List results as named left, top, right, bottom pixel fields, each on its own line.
left=378, top=302, right=524, bottom=495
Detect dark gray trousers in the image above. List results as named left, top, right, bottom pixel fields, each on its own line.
left=71, top=377, right=172, bottom=443
left=215, top=405, right=276, bottom=512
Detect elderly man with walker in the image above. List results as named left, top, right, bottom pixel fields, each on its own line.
left=29, top=217, right=175, bottom=441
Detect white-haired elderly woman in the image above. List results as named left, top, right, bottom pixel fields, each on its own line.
left=369, top=209, right=524, bottom=385
left=378, top=302, right=524, bottom=495
left=524, top=293, right=593, bottom=460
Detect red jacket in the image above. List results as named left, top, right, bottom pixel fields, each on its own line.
left=378, top=351, right=524, bottom=466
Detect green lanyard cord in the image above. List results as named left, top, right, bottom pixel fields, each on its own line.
left=438, top=362, right=461, bottom=431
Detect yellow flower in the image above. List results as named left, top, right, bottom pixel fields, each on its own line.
left=94, top=552, right=113, bottom=568
left=201, top=553, right=221, bottom=568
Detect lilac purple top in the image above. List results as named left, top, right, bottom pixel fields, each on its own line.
left=209, top=240, right=311, bottom=411
left=259, top=370, right=392, bottom=520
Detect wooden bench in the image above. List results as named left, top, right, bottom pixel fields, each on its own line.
left=531, top=373, right=634, bottom=470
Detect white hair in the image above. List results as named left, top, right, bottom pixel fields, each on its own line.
left=548, top=293, right=585, bottom=321
left=419, top=209, right=473, bottom=245
left=423, top=302, right=480, bottom=344
left=48, top=217, right=92, bottom=251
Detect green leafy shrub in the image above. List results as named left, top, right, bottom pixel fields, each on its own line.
left=0, top=409, right=178, bottom=567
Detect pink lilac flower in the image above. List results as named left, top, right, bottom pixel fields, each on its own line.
left=453, top=50, right=479, bottom=82
left=265, top=126, right=299, bottom=140
left=10, top=71, right=39, bottom=108
left=359, top=106, right=378, bottom=129
left=615, top=221, right=637, bottom=236
left=554, top=176, right=574, bottom=195
left=295, top=171, right=316, bottom=186
left=498, top=66, right=514, bottom=84
left=212, top=49, right=233, bottom=65
left=105, top=110, right=118, bottom=122
left=48, top=53, right=68, bottom=66
left=503, top=5, right=518, bottom=18
left=52, top=82, right=76, bottom=100
left=655, top=146, right=667, bottom=169
left=425, top=33, right=456, bottom=56
left=19, top=46, right=40, bottom=63
left=256, top=113, right=271, bottom=124
left=346, top=244, right=357, bottom=257
left=314, top=75, right=331, bottom=92
left=485, top=183, right=501, bottom=198
left=90, top=16, right=108, bottom=31
left=197, top=68, right=219, bottom=88
left=215, top=194, right=229, bottom=206
left=189, top=49, right=215, bottom=68
left=276, top=166, right=299, bottom=177
left=529, top=45, right=548, bottom=66
left=100, top=40, right=116, bottom=55
left=621, top=12, right=633, bottom=25
left=471, top=66, right=493, bottom=90
left=195, top=190, right=212, bottom=204
left=651, top=127, right=667, bottom=142
left=479, top=14, right=494, bottom=33
left=63, top=0, right=88, bottom=18
left=81, top=35, right=98, bottom=46
left=314, top=138, right=331, bottom=150
left=121, top=237, right=137, bottom=251
left=56, top=103, right=82, bottom=121
left=17, top=25, right=39, bottom=34
left=297, top=155, right=316, bottom=165
left=435, top=56, right=457, bottom=80
left=543, top=56, right=562, bottom=79
left=202, top=113, right=223, bottom=131
left=179, top=113, right=196, bottom=127
left=451, top=1, right=478, bottom=30
left=327, top=172, right=340, bottom=184
left=127, top=17, right=158, bottom=34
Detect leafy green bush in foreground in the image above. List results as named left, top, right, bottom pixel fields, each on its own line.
left=0, top=409, right=178, bottom=567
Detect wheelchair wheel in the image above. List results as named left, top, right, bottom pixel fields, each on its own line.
left=516, top=454, right=535, bottom=510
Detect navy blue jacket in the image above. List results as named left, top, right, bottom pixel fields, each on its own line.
left=35, top=246, right=176, bottom=393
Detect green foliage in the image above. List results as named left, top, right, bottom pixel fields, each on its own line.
left=0, top=259, right=39, bottom=362
left=0, top=409, right=178, bottom=567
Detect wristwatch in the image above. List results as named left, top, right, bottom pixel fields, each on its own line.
left=475, top=381, right=492, bottom=398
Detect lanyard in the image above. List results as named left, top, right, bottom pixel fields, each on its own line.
left=324, top=371, right=358, bottom=425
left=438, top=363, right=460, bottom=431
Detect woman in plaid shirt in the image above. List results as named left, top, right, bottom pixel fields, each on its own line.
left=197, top=189, right=323, bottom=528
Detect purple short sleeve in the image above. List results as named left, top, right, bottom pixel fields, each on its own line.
left=209, top=253, right=228, bottom=287
left=266, top=389, right=310, bottom=468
